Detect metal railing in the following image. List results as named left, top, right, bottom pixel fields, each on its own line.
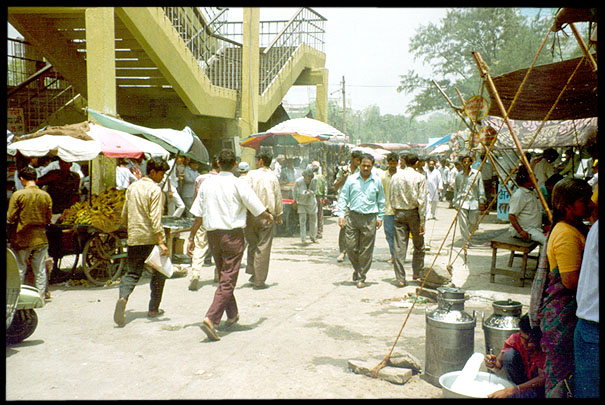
left=163, top=7, right=242, bottom=90
left=162, top=7, right=326, bottom=95
left=7, top=38, right=79, bottom=133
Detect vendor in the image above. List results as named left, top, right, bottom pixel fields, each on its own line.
left=37, top=158, right=80, bottom=215
left=484, top=314, right=545, bottom=398
left=508, top=165, right=546, bottom=244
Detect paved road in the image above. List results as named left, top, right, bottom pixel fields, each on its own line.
left=6, top=201, right=534, bottom=399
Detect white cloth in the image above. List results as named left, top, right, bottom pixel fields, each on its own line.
left=189, top=171, right=266, bottom=231
left=576, top=220, right=599, bottom=323
left=116, top=166, right=137, bottom=190
left=454, top=168, right=485, bottom=210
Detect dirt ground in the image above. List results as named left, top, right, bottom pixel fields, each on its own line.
left=6, top=201, right=536, bottom=399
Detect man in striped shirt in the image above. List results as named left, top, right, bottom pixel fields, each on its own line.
left=390, top=153, right=427, bottom=286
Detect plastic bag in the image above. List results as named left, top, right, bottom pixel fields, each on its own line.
left=144, top=245, right=173, bottom=278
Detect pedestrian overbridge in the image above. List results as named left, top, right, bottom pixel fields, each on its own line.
left=7, top=7, right=328, bottom=153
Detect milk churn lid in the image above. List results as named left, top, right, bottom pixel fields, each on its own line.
left=492, top=299, right=523, bottom=316
left=437, top=286, right=466, bottom=300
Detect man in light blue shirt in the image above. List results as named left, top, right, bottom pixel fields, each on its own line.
left=337, top=153, right=385, bottom=288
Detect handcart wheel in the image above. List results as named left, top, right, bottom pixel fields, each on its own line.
left=81, top=232, right=126, bottom=286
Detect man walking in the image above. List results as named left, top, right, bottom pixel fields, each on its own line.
left=293, top=168, right=319, bottom=244
left=333, top=149, right=363, bottom=262
left=390, top=153, right=427, bottom=286
left=187, top=156, right=219, bottom=291
left=114, top=157, right=170, bottom=327
left=454, top=154, right=486, bottom=246
left=426, top=158, right=443, bottom=220
left=312, top=162, right=327, bottom=239
left=244, top=149, right=283, bottom=289
left=337, top=153, right=385, bottom=288
left=381, top=152, right=400, bottom=264
left=7, top=166, right=53, bottom=301
left=187, top=149, right=273, bottom=341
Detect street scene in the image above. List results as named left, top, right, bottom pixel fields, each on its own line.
left=7, top=7, right=598, bottom=400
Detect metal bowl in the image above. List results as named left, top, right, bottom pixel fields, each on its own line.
left=439, top=371, right=514, bottom=398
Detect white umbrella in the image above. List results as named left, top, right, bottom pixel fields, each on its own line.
left=7, top=134, right=102, bottom=162
left=428, top=143, right=450, bottom=155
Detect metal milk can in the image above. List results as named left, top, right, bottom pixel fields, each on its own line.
left=424, top=287, right=476, bottom=387
left=482, top=299, right=522, bottom=355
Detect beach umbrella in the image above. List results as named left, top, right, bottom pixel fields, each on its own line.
left=240, top=118, right=344, bottom=149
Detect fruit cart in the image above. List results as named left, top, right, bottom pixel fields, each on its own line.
left=46, top=223, right=127, bottom=286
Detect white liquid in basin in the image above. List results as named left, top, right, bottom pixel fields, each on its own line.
left=450, top=352, right=506, bottom=397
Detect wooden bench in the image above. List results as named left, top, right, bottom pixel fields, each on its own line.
left=490, top=234, right=541, bottom=287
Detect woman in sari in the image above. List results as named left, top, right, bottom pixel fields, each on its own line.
left=539, top=177, right=593, bottom=397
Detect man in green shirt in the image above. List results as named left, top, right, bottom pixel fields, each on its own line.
left=337, top=153, right=385, bottom=288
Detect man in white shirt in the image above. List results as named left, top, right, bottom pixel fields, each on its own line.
left=425, top=158, right=443, bottom=220
left=162, top=156, right=185, bottom=218
left=453, top=155, right=486, bottom=246
left=532, top=148, right=558, bottom=190
left=187, top=149, right=273, bottom=341
left=116, top=158, right=138, bottom=190
left=507, top=166, right=546, bottom=245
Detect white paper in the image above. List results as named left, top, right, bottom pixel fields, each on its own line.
left=144, top=245, right=173, bottom=278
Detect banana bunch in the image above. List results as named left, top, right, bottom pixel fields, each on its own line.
left=60, top=187, right=126, bottom=226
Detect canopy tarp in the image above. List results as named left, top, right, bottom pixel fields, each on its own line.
left=359, top=143, right=410, bottom=151
left=485, top=55, right=598, bottom=121
left=86, top=108, right=209, bottom=164
left=7, top=134, right=101, bottom=162
left=483, top=115, right=597, bottom=149
left=425, top=134, right=451, bottom=149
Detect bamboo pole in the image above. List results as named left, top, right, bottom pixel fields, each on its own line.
left=472, top=51, right=552, bottom=224
left=567, top=22, right=597, bottom=72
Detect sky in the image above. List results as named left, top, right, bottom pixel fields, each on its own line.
left=245, top=7, right=451, bottom=116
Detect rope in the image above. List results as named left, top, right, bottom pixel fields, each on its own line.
left=370, top=26, right=555, bottom=377
left=447, top=54, right=587, bottom=266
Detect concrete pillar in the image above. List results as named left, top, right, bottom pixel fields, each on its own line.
left=315, top=69, right=329, bottom=123
left=238, top=7, right=260, bottom=168
left=85, top=7, right=117, bottom=194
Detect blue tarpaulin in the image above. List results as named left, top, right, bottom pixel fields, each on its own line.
left=425, top=133, right=451, bottom=149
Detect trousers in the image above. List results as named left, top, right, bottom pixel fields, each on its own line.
left=574, top=319, right=600, bottom=398
left=393, top=209, right=424, bottom=281
left=457, top=207, right=480, bottom=244
left=316, top=195, right=324, bottom=237
left=244, top=213, right=275, bottom=285
left=501, top=348, right=544, bottom=398
left=298, top=210, right=317, bottom=242
left=190, top=225, right=211, bottom=281
left=119, top=244, right=167, bottom=312
left=383, top=214, right=395, bottom=258
left=15, top=244, right=48, bottom=297
left=344, top=211, right=377, bottom=283
left=205, top=229, right=245, bottom=325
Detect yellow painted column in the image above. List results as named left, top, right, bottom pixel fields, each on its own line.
left=238, top=7, right=260, bottom=168
left=315, top=68, right=329, bottom=123
left=85, top=7, right=117, bottom=194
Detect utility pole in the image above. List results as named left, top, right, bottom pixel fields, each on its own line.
left=341, top=75, right=346, bottom=133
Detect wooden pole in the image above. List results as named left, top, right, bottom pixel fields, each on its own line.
left=568, top=22, right=597, bottom=72
left=472, top=51, right=552, bottom=224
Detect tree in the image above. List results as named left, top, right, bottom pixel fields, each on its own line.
left=397, top=8, right=579, bottom=118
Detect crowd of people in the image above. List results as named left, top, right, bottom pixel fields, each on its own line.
left=7, top=141, right=598, bottom=398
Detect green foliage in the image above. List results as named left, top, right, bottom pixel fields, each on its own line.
left=398, top=7, right=581, bottom=117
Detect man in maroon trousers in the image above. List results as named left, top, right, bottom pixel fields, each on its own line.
left=187, top=150, right=273, bottom=341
